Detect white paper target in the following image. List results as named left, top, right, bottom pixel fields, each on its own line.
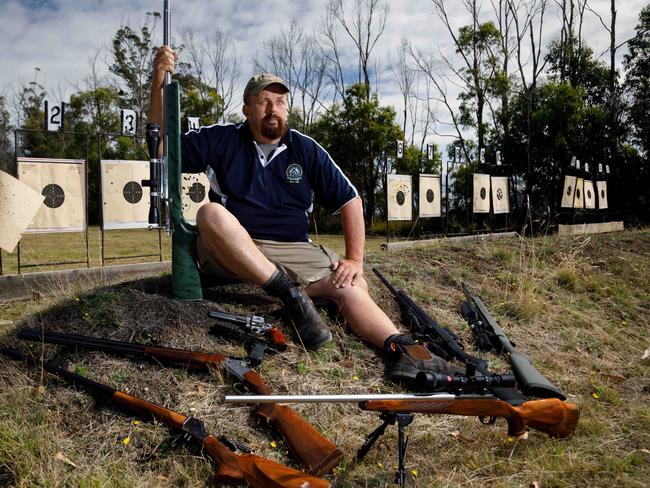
left=101, top=160, right=150, bottom=229
left=18, top=158, right=86, bottom=233
left=419, top=174, right=441, bottom=217
left=561, top=175, right=576, bottom=208
left=583, top=180, right=596, bottom=209
left=182, top=173, right=210, bottom=222
left=387, top=174, right=412, bottom=221
left=0, top=170, right=44, bottom=252
left=596, top=181, right=608, bottom=209
left=573, top=178, right=584, bottom=209
left=491, top=176, right=509, bottom=214
left=472, top=173, right=491, bottom=213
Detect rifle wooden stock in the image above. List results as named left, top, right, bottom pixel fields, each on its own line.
left=243, top=370, right=343, bottom=475
left=1, top=348, right=329, bottom=488
left=17, top=328, right=341, bottom=475
left=110, top=391, right=329, bottom=488
left=360, top=397, right=579, bottom=438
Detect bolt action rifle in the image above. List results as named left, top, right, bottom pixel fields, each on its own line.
left=226, top=392, right=580, bottom=488
left=460, top=283, right=566, bottom=400
left=17, top=328, right=342, bottom=476
left=372, top=268, right=526, bottom=405
left=0, top=348, right=329, bottom=488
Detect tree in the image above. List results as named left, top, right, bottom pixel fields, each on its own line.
left=622, top=5, right=650, bottom=221
left=508, top=81, right=607, bottom=218
left=109, top=14, right=158, bottom=134
left=180, top=28, right=240, bottom=122
left=311, top=83, right=403, bottom=224
left=256, top=20, right=329, bottom=132
left=624, top=5, right=650, bottom=159
left=0, top=95, right=12, bottom=174
left=323, top=0, right=389, bottom=99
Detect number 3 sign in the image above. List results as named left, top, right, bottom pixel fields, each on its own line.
left=121, top=109, right=137, bottom=135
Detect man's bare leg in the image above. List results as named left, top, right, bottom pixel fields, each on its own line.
left=197, top=203, right=332, bottom=348
left=305, top=275, right=399, bottom=348
left=306, top=274, right=462, bottom=388
left=196, top=203, right=276, bottom=283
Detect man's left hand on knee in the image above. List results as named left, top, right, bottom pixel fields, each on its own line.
left=330, top=258, right=363, bottom=288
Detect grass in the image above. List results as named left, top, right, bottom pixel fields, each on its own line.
left=0, top=227, right=387, bottom=275
left=0, top=228, right=649, bottom=486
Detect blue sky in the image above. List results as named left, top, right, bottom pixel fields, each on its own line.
left=1, top=0, right=646, bottom=150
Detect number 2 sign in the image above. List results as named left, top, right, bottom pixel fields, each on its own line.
left=44, top=100, right=65, bottom=132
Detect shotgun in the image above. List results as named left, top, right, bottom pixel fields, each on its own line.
left=0, top=347, right=329, bottom=488
left=460, top=283, right=566, bottom=400
left=17, top=328, right=342, bottom=476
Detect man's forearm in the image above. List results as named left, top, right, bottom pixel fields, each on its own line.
left=340, top=197, right=365, bottom=263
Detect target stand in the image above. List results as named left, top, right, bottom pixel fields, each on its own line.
left=471, top=158, right=513, bottom=234
left=13, top=129, right=91, bottom=274
left=97, top=133, right=163, bottom=266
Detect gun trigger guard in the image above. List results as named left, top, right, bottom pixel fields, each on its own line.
left=479, top=416, right=497, bottom=425
left=232, top=382, right=248, bottom=394
left=219, top=436, right=253, bottom=453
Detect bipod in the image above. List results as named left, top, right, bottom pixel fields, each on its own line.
left=356, top=412, right=415, bottom=488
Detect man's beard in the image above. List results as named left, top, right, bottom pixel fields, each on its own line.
left=261, top=114, right=286, bottom=140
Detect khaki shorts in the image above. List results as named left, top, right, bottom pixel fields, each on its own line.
left=197, top=237, right=340, bottom=286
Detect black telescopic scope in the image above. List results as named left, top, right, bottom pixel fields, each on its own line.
left=142, top=123, right=161, bottom=226
left=415, top=371, right=517, bottom=393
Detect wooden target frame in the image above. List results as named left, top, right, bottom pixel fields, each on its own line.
left=97, top=133, right=163, bottom=266
left=12, top=129, right=90, bottom=273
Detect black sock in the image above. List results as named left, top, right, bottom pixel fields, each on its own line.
left=261, top=267, right=295, bottom=298
left=383, top=333, right=416, bottom=353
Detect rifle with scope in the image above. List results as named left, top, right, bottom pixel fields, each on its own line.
left=225, top=392, right=579, bottom=439
left=372, top=268, right=526, bottom=405
left=226, top=391, right=579, bottom=488
left=460, top=283, right=566, bottom=400
left=17, top=327, right=342, bottom=476
left=0, top=347, right=330, bottom=488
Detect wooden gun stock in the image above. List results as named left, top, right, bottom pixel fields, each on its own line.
left=111, top=391, right=329, bottom=488
left=360, top=397, right=580, bottom=438
left=243, top=370, right=343, bottom=475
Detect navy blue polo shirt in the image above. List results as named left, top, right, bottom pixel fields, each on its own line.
left=181, top=122, right=358, bottom=242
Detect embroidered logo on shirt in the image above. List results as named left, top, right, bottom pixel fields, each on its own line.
left=286, top=163, right=304, bottom=183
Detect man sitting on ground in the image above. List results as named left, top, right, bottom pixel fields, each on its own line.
left=149, top=46, right=458, bottom=387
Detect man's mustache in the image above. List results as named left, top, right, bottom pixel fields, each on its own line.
left=263, top=114, right=281, bottom=123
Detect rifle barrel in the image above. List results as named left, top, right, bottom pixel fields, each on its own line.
left=226, top=393, right=458, bottom=404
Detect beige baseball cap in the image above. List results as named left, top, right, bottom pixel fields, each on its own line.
left=243, top=74, right=289, bottom=102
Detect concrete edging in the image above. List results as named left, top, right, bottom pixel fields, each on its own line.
left=381, top=231, right=518, bottom=251
left=0, top=261, right=171, bottom=302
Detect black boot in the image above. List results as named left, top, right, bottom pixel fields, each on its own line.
left=263, top=268, right=332, bottom=349
left=383, top=334, right=463, bottom=389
